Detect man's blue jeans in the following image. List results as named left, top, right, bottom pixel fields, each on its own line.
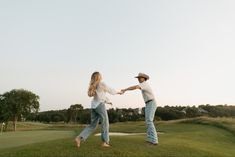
left=145, top=100, right=158, bottom=144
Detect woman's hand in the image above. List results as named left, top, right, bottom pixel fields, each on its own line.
left=121, top=89, right=126, bottom=94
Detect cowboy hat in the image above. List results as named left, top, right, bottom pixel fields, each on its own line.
left=135, top=73, right=150, bottom=80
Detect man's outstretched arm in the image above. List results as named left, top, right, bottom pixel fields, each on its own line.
left=122, top=85, right=141, bottom=93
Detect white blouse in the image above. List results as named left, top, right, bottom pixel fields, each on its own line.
left=91, top=82, right=118, bottom=109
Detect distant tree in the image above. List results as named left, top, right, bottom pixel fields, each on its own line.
left=0, top=95, right=11, bottom=130
left=156, top=106, right=185, bottom=120
left=108, top=109, right=119, bottom=123
left=67, top=104, right=83, bottom=123
left=79, top=109, right=91, bottom=124
left=184, top=106, right=201, bottom=118
left=51, top=113, right=65, bottom=122
left=37, top=112, right=51, bottom=123
left=0, top=89, right=40, bottom=131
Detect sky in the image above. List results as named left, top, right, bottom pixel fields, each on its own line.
left=0, top=0, right=235, bottom=111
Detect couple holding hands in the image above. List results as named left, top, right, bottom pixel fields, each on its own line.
left=75, top=71, right=158, bottom=148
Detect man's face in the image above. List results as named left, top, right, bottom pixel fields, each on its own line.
left=138, top=77, right=145, bottom=83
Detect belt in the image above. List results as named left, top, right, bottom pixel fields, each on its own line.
left=145, top=99, right=153, bottom=104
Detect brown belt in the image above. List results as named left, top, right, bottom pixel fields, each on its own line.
left=145, top=99, right=153, bottom=104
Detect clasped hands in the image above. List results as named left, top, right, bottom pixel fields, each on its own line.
left=117, top=89, right=126, bottom=95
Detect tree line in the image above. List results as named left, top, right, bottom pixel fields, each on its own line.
left=1, top=89, right=235, bottom=131
left=26, top=104, right=235, bottom=124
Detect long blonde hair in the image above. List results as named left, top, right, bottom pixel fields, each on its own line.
left=88, top=72, right=101, bottom=97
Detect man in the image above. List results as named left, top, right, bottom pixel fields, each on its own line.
left=121, top=73, right=158, bottom=145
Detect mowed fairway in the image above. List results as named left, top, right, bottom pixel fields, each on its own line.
left=0, top=130, right=74, bottom=149
left=0, top=119, right=235, bottom=157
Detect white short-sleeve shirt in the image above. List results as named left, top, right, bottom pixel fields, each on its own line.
left=91, top=82, right=118, bottom=109
left=139, top=81, right=155, bottom=103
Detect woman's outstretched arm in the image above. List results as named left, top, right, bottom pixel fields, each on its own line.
left=101, top=82, right=123, bottom=95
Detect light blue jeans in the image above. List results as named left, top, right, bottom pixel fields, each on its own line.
left=78, top=103, right=109, bottom=144
left=145, top=100, right=158, bottom=144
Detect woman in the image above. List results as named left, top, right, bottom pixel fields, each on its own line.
left=121, top=73, right=158, bottom=145
left=75, top=72, right=122, bottom=148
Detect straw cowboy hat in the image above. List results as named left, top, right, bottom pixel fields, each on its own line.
left=135, top=73, right=150, bottom=80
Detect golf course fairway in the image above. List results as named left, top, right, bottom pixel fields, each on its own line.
left=0, top=119, right=235, bottom=157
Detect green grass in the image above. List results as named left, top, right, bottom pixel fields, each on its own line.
left=0, top=130, right=74, bottom=149
left=0, top=118, right=235, bottom=157
left=3, top=122, right=51, bottom=131
left=4, top=121, right=83, bottom=131
left=178, top=117, right=235, bottom=135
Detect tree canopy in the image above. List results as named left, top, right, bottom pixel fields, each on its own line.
left=0, top=89, right=40, bottom=131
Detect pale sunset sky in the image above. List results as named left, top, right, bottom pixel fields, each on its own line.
left=0, top=0, right=235, bottom=111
